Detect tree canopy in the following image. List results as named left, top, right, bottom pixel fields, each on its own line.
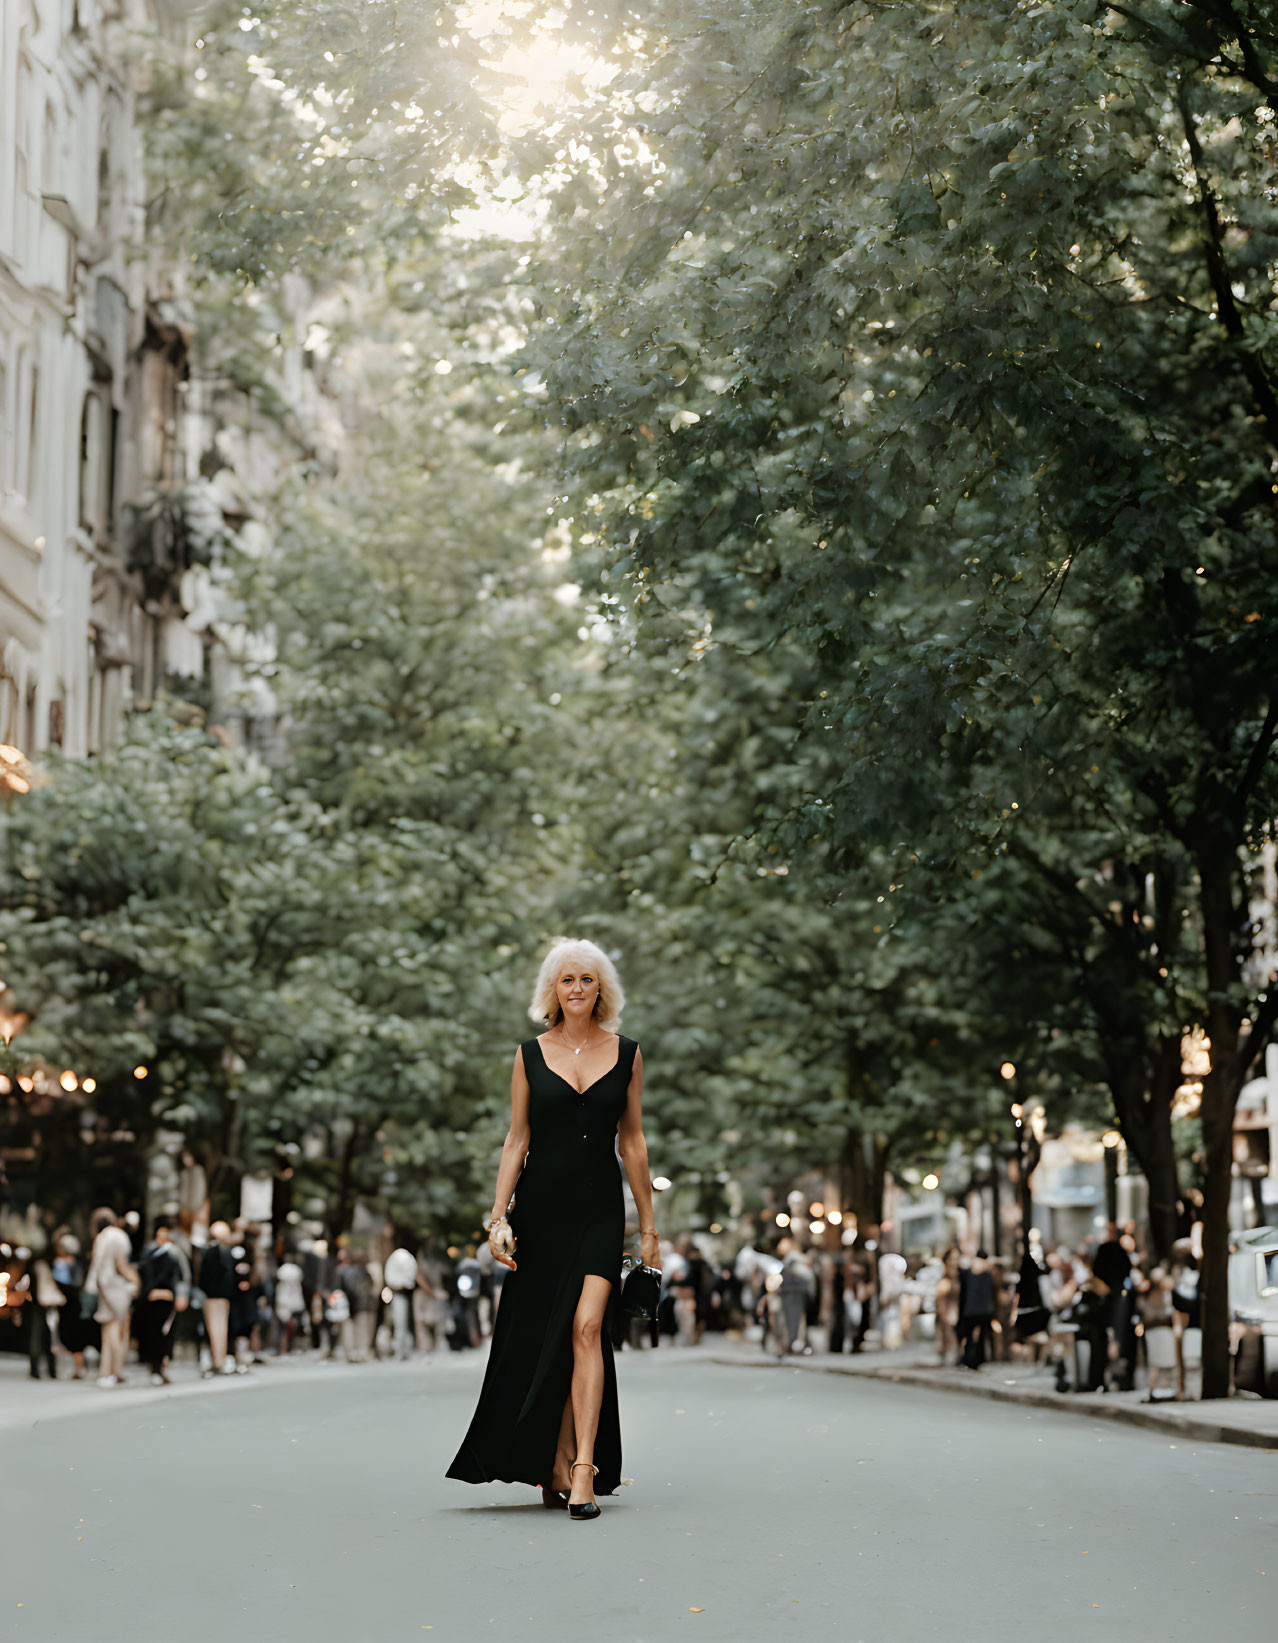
left=3, top=0, right=1277, bottom=1396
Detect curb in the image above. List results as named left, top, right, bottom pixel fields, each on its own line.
left=705, top=1353, right=1278, bottom=1452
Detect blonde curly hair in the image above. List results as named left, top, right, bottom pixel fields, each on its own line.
left=528, top=938, right=625, bottom=1034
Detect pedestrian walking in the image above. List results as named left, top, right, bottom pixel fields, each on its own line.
left=777, top=1238, right=815, bottom=1354
left=447, top=938, right=661, bottom=1520
left=848, top=1253, right=875, bottom=1353
left=957, top=1250, right=997, bottom=1370
left=1092, top=1219, right=1133, bottom=1372
left=27, top=1253, right=64, bottom=1379
left=1063, top=1260, right=1111, bottom=1391
left=337, top=1248, right=375, bottom=1361
left=86, top=1208, right=139, bottom=1387
left=51, top=1230, right=91, bottom=1378
left=414, top=1246, right=447, bottom=1352
left=274, top=1251, right=306, bottom=1355
left=385, top=1244, right=419, bottom=1358
left=135, top=1217, right=191, bottom=1384
left=302, top=1238, right=336, bottom=1356
left=197, top=1222, right=238, bottom=1377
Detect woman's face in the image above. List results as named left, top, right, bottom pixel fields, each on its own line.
left=555, top=963, right=600, bottom=1026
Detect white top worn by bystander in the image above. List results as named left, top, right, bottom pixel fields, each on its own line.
left=384, top=1248, right=418, bottom=1290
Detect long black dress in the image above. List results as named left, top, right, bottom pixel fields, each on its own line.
left=446, top=1033, right=638, bottom=1495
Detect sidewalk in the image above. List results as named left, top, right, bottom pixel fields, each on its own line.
left=705, top=1338, right=1278, bottom=1450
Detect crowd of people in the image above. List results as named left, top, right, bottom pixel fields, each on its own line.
left=1, top=1207, right=1203, bottom=1402
left=1, top=1207, right=465, bottom=1386
left=714, top=1220, right=1203, bottom=1401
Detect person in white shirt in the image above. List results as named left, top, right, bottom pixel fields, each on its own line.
left=87, top=1209, right=137, bottom=1387
left=274, top=1255, right=306, bottom=1355
left=384, top=1246, right=419, bottom=1359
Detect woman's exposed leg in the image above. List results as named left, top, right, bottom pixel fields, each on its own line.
left=568, top=1276, right=612, bottom=1506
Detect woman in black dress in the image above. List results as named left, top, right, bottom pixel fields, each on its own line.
left=447, top=939, right=660, bottom=1520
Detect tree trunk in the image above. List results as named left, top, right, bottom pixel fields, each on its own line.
left=330, top=1121, right=363, bottom=1242
left=842, top=1127, right=888, bottom=1234
left=1107, top=1035, right=1183, bottom=1261
left=1199, top=1085, right=1235, bottom=1399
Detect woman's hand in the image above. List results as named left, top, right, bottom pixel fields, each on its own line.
left=487, top=1218, right=517, bottom=1272
left=640, top=1229, right=662, bottom=1272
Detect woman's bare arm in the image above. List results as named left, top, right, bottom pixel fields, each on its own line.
left=618, top=1049, right=660, bottom=1268
left=485, top=1049, right=532, bottom=1269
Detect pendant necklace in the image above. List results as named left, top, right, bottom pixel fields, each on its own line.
left=563, top=1024, right=594, bottom=1056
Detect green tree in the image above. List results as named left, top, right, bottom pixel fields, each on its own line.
left=524, top=0, right=1278, bottom=1395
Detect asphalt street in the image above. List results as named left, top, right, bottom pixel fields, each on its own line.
left=4, top=1351, right=1274, bottom=1643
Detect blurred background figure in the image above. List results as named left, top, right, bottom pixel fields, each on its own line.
left=51, top=1230, right=91, bottom=1380
left=1170, top=1239, right=1202, bottom=1400
left=135, top=1217, right=190, bottom=1385
left=274, top=1250, right=306, bottom=1356
left=958, top=1250, right=996, bottom=1370
left=385, top=1243, right=419, bottom=1359
left=777, top=1238, right=815, bottom=1356
left=878, top=1252, right=908, bottom=1351
left=227, top=1225, right=264, bottom=1371
left=1137, top=1263, right=1178, bottom=1402
left=414, top=1244, right=447, bottom=1353
left=451, top=1247, right=482, bottom=1350
left=337, top=1248, right=374, bottom=1362
left=934, top=1249, right=961, bottom=1365
left=27, top=1249, right=63, bottom=1380
left=198, top=1222, right=238, bottom=1377
left=87, top=1208, right=138, bottom=1388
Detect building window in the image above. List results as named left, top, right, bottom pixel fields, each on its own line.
left=79, top=391, right=104, bottom=532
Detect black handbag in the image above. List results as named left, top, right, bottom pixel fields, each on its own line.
left=619, top=1257, right=662, bottom=1320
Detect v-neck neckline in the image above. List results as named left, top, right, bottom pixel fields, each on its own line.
left=535, top=1033, right=622, bottom=1097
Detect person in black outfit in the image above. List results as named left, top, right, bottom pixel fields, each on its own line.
left=1092, top=1221, right=1133, bottom=1385
left=958, top=1251, right=997, bottom=1369
left=136, top=1218, right=191, bottom=1384
left=447, top=938, right=660, bottom=1521
left=1092, top=1221, right=1133, bottom=1296
left=198, top=1223, right=238, bottom=1377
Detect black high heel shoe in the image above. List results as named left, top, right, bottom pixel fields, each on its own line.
left=541, top=1487, right=569, bottom=1509
left=568, top=1461, right=601, bottom=1520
